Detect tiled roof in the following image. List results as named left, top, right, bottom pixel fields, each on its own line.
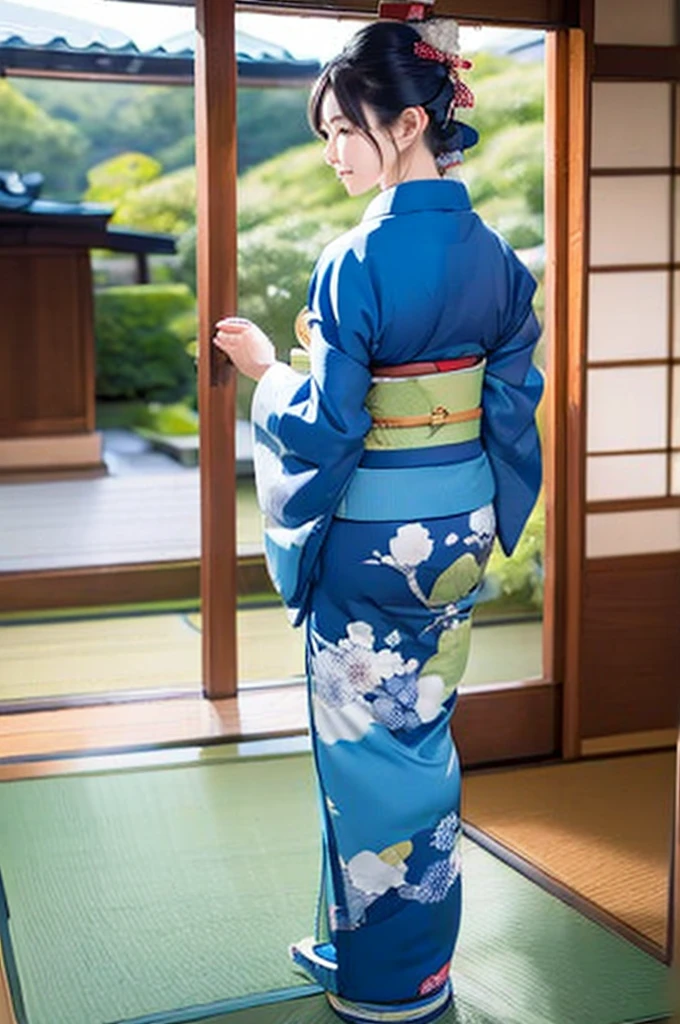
left=0, top=1, right=320, bottom=79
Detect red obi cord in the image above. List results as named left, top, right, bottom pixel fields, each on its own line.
left=372, top=355, right=481, bottom=378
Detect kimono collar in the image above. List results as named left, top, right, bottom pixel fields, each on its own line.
left=362, top=179, right=472, bottom=222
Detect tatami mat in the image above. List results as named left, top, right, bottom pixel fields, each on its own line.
left=462, top=751, right=675, bottom=948
left=0, top=750, right=671, bottom=1024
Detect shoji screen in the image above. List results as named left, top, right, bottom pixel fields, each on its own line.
left=587, top=81, right=674, bottom=511
left=578, top=0, right=680, bottom=749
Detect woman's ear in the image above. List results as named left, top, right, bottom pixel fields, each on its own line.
left=394, top=105, right=429, bottom=150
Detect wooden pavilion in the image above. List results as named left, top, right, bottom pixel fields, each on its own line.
left=0, top=187, right=177, bottom=477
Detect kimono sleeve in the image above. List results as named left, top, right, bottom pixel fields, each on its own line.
left=482, top=239, right=544, bottom=557
left=251, top=241, right=376, bottom=623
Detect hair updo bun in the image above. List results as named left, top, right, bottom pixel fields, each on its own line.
left=308, top=20, right=477, bottom=171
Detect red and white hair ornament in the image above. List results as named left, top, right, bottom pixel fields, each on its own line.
left=413, top=19, right=474, bottom=114
left=376, top=4, right=475, bottom=116
left=413, top=42, right=474, bottom=109
left=377, top=0, right=435, bottom=20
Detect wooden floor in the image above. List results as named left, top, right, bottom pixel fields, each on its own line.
left=0, top=473, right=262, bottom=571
left=0, top=687, right=309, bottom=774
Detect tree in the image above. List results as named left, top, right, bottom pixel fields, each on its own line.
left=113, top=165, right=197, bottom=235
left=0, top=80, right=86, bottom=199
left=84, top=152, right=162, bottom=205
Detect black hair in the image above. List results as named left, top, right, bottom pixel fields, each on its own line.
left=308, top=21, right=460, bottom=163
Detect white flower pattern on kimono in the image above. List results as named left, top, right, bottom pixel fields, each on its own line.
left=310, top=621, right=448, bottom=741
left=365, top=524, right=434, bottom=607
left=344, top=621, right=375, bottom=649
left=388, top=523, right=434, bottom=568
left=384, top=629, right=401, bottom=648
left=464, top=503, right=496, bottom=550
left=415, top=674, right=445, bottom=724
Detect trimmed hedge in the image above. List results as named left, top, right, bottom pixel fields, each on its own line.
left=94, top=284, right=196, bottom=402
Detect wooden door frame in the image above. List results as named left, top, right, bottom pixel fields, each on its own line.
left=195, top=0, right=239, bottom=698
left=195, top=0, right=589, bottom=771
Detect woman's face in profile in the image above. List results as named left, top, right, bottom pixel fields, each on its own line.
left=319, top=90, right=397, bottom=196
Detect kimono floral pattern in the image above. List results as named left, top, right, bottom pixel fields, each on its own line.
left=311, top=511, right=496, bottom=745
left=331, top=810, right=463, bottom=932
left=311, top=621, right=445, bottom=745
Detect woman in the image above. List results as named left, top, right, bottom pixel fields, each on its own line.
left=214, top=17, right=543, bottom=1024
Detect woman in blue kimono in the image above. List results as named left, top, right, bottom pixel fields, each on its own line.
left=214, top=17, right=542, bottom=1024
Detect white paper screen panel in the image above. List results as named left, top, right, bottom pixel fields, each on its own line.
left=594, top=0, right=675, bottom=45
left=591, top=83, right=671, bottom=169
left=673, top=364, right=680, bottom=447
left=587, top=509, right=680, bottom=557
left=588, top=272, right=668, bottom=361
left=587, top=366, right=668, bottom=451
left=590, top=177, right=671, bottom=266
left=587, top=453, right=667, bottom=500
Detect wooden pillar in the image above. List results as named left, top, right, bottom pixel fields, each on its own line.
left=195, top=0, right=238, bottom=698
left=135, top=253, right=149, bottom=284
left=671, top=729, right=679, bottom=967
left=562, top=19, right=590, bottom=759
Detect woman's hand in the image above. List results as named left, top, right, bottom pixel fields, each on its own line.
left=213, top=317, right=276, bottom=381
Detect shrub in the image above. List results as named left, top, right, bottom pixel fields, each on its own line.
left=136, top=401, right=199, bottom=435
left=114, top=165, right=196, bottom=235
left=84, top=152, right=161, bottom=205
left=94, top=284, right=196, bottom=402
left=484, top=497, right=545, bottom=613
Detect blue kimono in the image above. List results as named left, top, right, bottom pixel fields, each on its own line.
left=252, top=179, right=542, bottom=1024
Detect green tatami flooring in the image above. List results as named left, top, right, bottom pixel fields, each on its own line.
left=0, top=750, right=671, bottom=1024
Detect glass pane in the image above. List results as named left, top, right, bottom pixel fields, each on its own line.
left=237, top=605, right=305, bottom=684
left=595, top=0, right=675, bottom=44
left=588, top=271, right=668, bottom=362
left=587, top=366, right=668, bottom=452
left=591, top=83, right=671, bottom=169
left=234, top=19, right=548, bottom=694
left=590, top=177, right=671, bottom=266
left=586, top=453, right=667, bottom=501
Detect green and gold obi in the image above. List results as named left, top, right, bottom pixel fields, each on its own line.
left=289, top=310, right=493, bottom=522
left=363, top=361, right=484, bottom=450
left=289, top=345, right=484, bottom=450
